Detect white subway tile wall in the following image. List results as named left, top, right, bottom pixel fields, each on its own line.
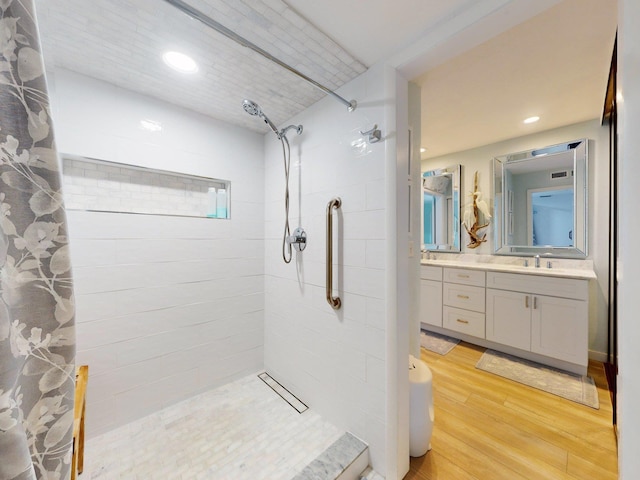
left=263, top=63, right=390, bottom=475
left=50, top=66, right=396, bottom=475
left=62, top=157, right=228, bottom=217
left=50, top=70, right=265, bottom=438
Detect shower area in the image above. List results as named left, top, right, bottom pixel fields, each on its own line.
left=8, top=0, right=415, bottom=478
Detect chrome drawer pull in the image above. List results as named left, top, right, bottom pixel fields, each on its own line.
left=457, top=294, right=470, bottom=299
left=525, top=295, right=530, bottom=308
left=456, top=319, right=469, bottom=324
left=457, top=274, right=470, bottom=278
left=533, top=296, right=537, bottom=309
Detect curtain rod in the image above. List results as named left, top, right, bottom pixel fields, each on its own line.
left=162, top=0, right=357, bottom=112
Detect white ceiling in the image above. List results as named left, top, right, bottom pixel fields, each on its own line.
left=33, top=0, right=617, bottom=151
left=285, top=0, right=476, bottom=67
left=418, top=0, right=618, bottom=159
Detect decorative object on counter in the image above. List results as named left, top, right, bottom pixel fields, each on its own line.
left=420, top=330, right=460, bottom=355
left=476, top=349, right=599, bottom=409
left=463, top=170, right=491, bottom=248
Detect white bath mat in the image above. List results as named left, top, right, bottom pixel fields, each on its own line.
left=476, top=349, right=599, bottom=409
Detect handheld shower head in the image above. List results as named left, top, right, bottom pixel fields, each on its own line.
left=242, top=99, right=304, bottom=265
left=242, top=99, right=261, bottom=117
left=242, top=99, right=279, bottom=137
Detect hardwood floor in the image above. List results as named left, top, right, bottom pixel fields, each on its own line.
left=405, top=342, right=618, bottom=480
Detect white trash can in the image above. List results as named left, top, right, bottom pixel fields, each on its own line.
left=409, top=354, right=434, bottom=457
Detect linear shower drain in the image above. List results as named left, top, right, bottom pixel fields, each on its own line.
left=258, top=372, right=308, bottom=413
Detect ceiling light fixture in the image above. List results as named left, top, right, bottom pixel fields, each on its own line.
left=523, top=116, right=540, bottom=124
left=140, top=119, right=162, bottom=132
left=162, top=51, right=199, bottom=74
left=420, top=147, right=426, bottom=153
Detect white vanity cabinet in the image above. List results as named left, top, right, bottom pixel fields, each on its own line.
left=420, top=266, right=443, bottom=327
left=486, top=272, right=588, bottom=367
left=419, top=262, right=592, bottom=375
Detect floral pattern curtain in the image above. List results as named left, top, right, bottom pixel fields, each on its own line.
left=0, top=1, right=76, bottom=479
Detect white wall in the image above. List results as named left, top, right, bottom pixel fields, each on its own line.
left=48, top=69, right=265, bottom=437
left=617, top=0, right=640, bottom=476
left=421, top=120, right=610, bottom=358
left=262, top=63, right=408, bottom=478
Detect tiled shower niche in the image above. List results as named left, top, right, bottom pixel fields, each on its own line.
left=61, top=156, right=230, bottom=218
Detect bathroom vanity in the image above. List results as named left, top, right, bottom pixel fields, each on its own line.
left=420, top=259, right=596, bottom=375
left=419, top=138, right=597, bottom=375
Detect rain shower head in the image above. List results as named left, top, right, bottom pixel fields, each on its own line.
left=242, top=99, right=261, bottom=117
left=242, top=99, right=280, bottom=137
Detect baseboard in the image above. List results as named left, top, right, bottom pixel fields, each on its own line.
left=588, top=350, right=607, bottom=363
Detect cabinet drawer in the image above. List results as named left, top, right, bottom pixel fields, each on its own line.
left=443, top=268, right=485, bottom=287
left=420, top=265, right=443, bottom=281
left=443, top=283, right=485, bottom=312
left=486, top=272, right=588, bottom=301
left=443, top=306, right=485, bottom=338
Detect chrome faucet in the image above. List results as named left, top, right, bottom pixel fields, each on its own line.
left=534, top=254, right=540, bottom=268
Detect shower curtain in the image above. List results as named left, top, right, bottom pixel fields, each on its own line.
left=0, top=1, right=76, bottom=479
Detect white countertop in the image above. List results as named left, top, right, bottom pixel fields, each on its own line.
left=420, top=256, right=596, bottom=280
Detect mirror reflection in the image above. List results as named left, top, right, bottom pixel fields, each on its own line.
left=422, top=165, right=461, bottom=252
left=493, top=139, right=587, bottom=258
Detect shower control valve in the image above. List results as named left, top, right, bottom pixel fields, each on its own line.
left=287, top=227, right=307, bottom=252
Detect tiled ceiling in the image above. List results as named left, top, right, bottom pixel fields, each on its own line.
left=34, top=0, right=367, bottom=134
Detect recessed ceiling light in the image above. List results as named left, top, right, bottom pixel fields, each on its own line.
left=523, top=116, right=540, bottom=124
left=140, top=119, right=162, bottom=132
left=420, top=147, right=426, bottom=153
left=162, top=51, right=198, bottom=74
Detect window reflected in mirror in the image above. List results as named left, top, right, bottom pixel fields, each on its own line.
left=422, top=164, right=461, bottom=252
left=530, top=187, right=574, bottom=247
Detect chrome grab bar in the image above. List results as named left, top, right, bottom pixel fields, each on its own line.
left=326, top=197, right=342, bottom=310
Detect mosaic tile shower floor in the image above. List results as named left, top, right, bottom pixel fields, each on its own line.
left=81, top=374, right=343, bottom=479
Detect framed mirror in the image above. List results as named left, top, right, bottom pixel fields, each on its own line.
left=493, top=139, right=588, bottom=258
left=422, top=164, right=461, bottom=252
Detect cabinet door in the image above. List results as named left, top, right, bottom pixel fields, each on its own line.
left=486, top=288, right=531, bottom=350
left=531, top=295, right=588, bottom=365
left=420, top=279, right=443, bottom=327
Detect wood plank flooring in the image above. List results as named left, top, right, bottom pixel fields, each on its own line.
left=405, top=342, right=618, bottom=480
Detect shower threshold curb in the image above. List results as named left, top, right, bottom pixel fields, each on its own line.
left=290, top=432, right=369, bottom=480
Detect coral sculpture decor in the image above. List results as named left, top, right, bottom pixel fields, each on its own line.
left=463, top=171, right=491, bottom=249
